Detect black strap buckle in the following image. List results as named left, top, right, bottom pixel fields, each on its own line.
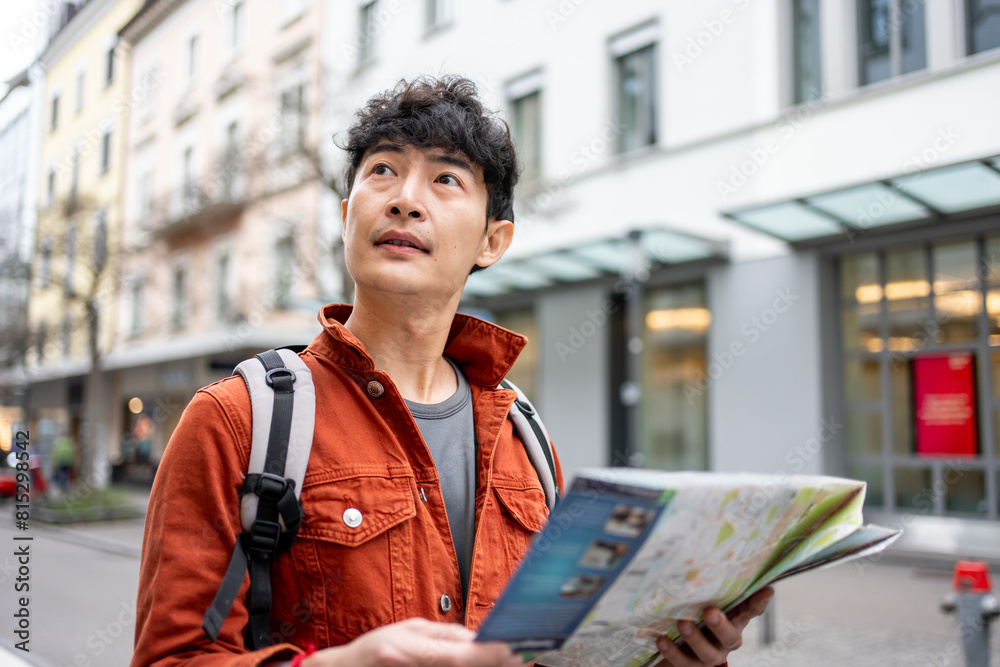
left=264, top=367, right=296, bottom=393
left=252, top=472, right=293, bottom=502
left=247, top=519, right=282, bottom=557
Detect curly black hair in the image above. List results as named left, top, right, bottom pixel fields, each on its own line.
left=341, top=75, right=519, bottom=225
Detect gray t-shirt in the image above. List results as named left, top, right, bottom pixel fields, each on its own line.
left=404, top=358, right=476, bottom=600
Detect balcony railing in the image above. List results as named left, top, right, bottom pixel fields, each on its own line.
left=145, top=157, right=248, bottom=241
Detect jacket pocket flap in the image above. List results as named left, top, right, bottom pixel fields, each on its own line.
left=299, top=473, right=416, bottom=547
left=493, top=485, right=549, bottom=533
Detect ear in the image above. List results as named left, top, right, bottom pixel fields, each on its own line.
left=341, top=199, right=349, bottom=238
left=474, top=218, right=514, bottom=269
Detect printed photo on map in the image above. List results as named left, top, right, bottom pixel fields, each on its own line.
left=603, top=504, right=656, bottom=538
left=559, top=575, right=606, bottom=599
left=577, top=540, right=631, bottom=570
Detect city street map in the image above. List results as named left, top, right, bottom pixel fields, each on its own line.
left=476, top=469, right=901, bottom=667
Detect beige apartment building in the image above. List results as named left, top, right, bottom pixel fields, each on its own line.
left=25, top=0, right=144, bottom=483
left=110, top=0, right=339, bottom=470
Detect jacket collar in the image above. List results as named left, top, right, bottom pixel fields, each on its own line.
left=309, top=303, right=527, bottom=388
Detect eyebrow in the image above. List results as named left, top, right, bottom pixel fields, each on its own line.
left=366, top=143, right=478, bottom=182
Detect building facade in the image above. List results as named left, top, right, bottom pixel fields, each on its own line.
left=25, top=0, right=144, bottom=482
left=320, top=0, right=1000, bottom=549
left=111, top=0, right=340, bottom=471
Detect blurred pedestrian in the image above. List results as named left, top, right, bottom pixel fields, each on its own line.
left=52, top=433, right=75, bottom=490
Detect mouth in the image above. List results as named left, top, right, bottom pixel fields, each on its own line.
left=375, top=231, right=429, bottom=253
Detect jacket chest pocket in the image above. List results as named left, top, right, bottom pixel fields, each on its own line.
left=292, top=472, right=417, bottom=646
left=487, top=484, right=549, bottom=588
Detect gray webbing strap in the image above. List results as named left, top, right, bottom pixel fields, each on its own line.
left=501, top=379, right=559, bottom=510
left=236, top=348, right=315, bottom=532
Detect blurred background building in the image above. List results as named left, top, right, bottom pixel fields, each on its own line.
left=0, top=0, right=998, bottom=553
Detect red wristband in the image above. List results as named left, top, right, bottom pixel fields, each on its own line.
left=290, top=643, right=317, bottom=667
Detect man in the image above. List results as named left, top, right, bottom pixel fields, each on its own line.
left=131, top=76, right=771, bottom=667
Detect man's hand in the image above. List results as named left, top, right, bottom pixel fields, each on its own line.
left=301, top=617, right=523, bottom=667
left=654, top=587, right=774, bottom=667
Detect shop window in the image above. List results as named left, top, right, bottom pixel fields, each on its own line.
left=492, top=307, right=539, bottom=406
left=637, top=283, right=709, bottom=471
left=838, top=232, right=999, bottom=519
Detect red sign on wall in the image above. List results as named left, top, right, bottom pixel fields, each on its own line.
left=913, top=353, right=978, bottom=457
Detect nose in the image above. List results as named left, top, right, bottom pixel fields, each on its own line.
left=387, top=175, right=426, bottom=221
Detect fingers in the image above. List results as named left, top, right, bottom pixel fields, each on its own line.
left=728, top=587, right=774, bottom=630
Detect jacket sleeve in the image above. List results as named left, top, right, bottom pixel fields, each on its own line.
left=130, top=384, right=303, bottom=667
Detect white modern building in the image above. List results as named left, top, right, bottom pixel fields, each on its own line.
left=318, top=0, right=1000, bottom=555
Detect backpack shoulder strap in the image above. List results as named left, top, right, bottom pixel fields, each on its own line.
left=237, top=348, right=315, bottom=531
left=202, top=347, right=316, bottom=648
left=500, top=378, right=560, bottom=511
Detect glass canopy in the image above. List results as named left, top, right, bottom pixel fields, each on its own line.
left=463, top=227, right=724, bottom=299
left=725, top=156, right=1000, bottom=243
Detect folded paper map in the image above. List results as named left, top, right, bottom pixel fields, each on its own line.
left=476, top=468, right=901, bottom=667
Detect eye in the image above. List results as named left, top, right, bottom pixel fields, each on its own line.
left=437, top=173, right=460, bottom=186
left=373, top=164, right=393, bottom=176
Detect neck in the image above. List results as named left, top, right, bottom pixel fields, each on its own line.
left=344, top=289, right=461, bottom=404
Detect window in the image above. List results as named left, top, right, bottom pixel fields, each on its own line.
left=76, top=69, right=84, bottom=112
left=278, top=82, right=305, bottom=155
left=610, top=25, right=658, bottom=153
left=139, top=62, right=157, bottom=118
left=105, top=45, right=115, bottom=86
left=839, top=233, right=1000, bottom=519
left=61, top=313, right=72, bottom=357
left=636, top=283, right=710, bottom=471
left=187, top=33, right=200, bottom=84
left=792, top=0, right=823, bottom=103
left=858, top=0, right=927, bottom=86
left=507, top=72, right=543, bottom=181
left=492, top=307, right=539, bottom=405
left=39, top=238, right=53, bottom=287
left=216, top=253, right=231, bottom=319
left=100, top=129, right=111, bottom=174
left=223, top=121, right=240, bottom=198
left=426, top=0, right=452, bottom=30
left=181, top=146, right=197, bottom=209
left=966, top=0, right=1000, bottom=55
left=359, top=1, right=377, bottom=64
left=93, top=209, right=107, bottom=271
left=47, top=167, right=56, bottom=208
left=171, top=266, right=188, bottom=330
left=70, top=151, right=79, bottom=201
left=50, top=94, right=59, bottom=132
left=138, top=166, right=154, bottom=222
left=130, top=279, right=144, bottom=336
left=274, top=235, right=296, bottom=307
left=63, top=222, right=77, bottom=296
left=229, top=0, right=245, bottom=54
left=35, top=322, right=47, bottom=364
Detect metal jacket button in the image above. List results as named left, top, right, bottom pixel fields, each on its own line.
left=366, top=380, right=385, bottom=398
left=439, top=594, right=452, bottom=613
left=343, top=507, right=363, bottom=528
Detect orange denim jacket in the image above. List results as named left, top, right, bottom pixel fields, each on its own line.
left=131, top=304, right=564, bottom=666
